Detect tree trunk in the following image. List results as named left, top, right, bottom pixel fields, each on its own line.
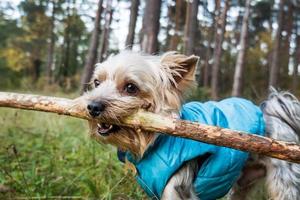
left=60, top=0, right=72, bottom=88
left=32, top=59, right=42, bottom=82
left=203, top=0, right=220, bottom=87
left=211, top=0, right=229, bottom=100
left=280, top=2, right=294, bottom=88
left=125, top=0, right=139, bottom=49
left=232, top=0, right=251, bottom=97
left=293, top=28, right=300, bottom=92
left=80, top=0, right=104, bottom=93
left=269, top=0, right=284, bottom=88
left=169, top=0, right=186, bottom=51
left=183, top=0, right=199, bottom=55
left=98, top=0, right=113, bottom=63
left=163, top=4, right=173, bottom=52
left=2, top=91, right=300, bottom=163
left=46, top=0, right=56, bottom=84
left=60, top=0, right=71, bottom=85
left=140, top=0, right=162, bottom=54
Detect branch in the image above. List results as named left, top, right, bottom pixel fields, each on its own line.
left=1, top=92, right=300, bottom=163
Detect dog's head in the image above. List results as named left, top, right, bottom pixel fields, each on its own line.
left=84, top=51, right=199, bottom=156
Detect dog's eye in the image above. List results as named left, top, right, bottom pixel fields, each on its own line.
left=94, top=79, right=101, bottom=87
left=124, top=83, right=139, bottom=95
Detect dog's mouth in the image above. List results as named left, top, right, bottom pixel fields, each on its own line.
left=97, top=123, right=120, bottom=136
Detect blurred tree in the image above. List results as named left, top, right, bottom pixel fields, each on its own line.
left=80, top=0, right=104, bottom=92
left=18, top=0, right=51, bottom=82
left=59, top=0, right=86, bottom=89
left=293, top=31, right=300, bottom=92
left=169, top=0, right=186, bottom=51
left=0, top=8, right=24, bottom=72
left=183, top=0, right=199, bottom=55
left=0, top=11, right=22, bottom=48
left=0, top=41, right=31, bottom=72
left=162, top=1, right=175, bottom=51
left=46, top=0, right=57, bottom=84
left=0, top=12, right=25, bottom=91
left=140, top=0, right=162, bottom=54
left=211, top=0, right=230, bottom=99
left=125, top=0, right=139, bottom=49
left=67, top=11, right=86, bottom=75
left=203, top=0, right=220, bottom=87
left=279, top=1, right=294, bottom=88
left=1, top=0, right=300, bottom=100
left=60, top=0, right=72, bottom=86
left=232, top=0, right=251, bottom=96
left=269, top=0, right=284, bottom=88
left=293, top=6, right=300, bottom=93
left=160, top=0, right=175, bottom=52
left=250, top=0, right=272, bottom=34
left=98, top=0, right=114, bottom=62
left=243, top=31, right=272, bottom=99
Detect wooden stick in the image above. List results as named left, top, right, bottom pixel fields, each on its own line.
left=1, top=92, right=300, bottom=163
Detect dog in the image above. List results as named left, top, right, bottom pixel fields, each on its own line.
left=83, top=51, right=300, bottom=200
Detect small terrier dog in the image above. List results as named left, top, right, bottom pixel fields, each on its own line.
left=84, top=51, right=300, bottom=200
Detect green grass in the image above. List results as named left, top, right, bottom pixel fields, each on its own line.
left=0, top=108, right=146, bottom=199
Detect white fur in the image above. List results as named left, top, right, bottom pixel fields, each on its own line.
left=261, top=89, right=300, bottom=200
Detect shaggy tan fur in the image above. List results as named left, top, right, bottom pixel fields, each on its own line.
left=84, top=51, right=199, bottom=157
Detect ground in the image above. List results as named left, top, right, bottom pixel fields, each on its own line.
left=0, top=106, right=146, bottom=199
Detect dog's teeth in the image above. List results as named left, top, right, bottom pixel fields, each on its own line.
left=102, top=123, right=110, bottom=129
left=108, top=125, right=113, bottom=129
left=96, top=123, right=114, bottom=136
left=97, top=123, right=112, bottom=129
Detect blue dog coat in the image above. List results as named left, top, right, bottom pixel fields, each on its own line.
left=122, top=98, right=265, bottom=200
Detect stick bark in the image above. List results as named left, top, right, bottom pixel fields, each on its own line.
left=1, top=92, right=300, bottom=163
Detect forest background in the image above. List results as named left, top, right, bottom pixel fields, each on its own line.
left=0, top=0, right=299, bottom=199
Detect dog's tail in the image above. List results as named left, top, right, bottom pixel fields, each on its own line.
left=261, top=88, right=300, bottom=200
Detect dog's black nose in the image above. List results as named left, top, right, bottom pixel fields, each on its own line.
left=87, top=101, right=106, bottom=117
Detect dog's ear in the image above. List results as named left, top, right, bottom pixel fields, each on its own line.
left=161, top=52, right=199, bottom=90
